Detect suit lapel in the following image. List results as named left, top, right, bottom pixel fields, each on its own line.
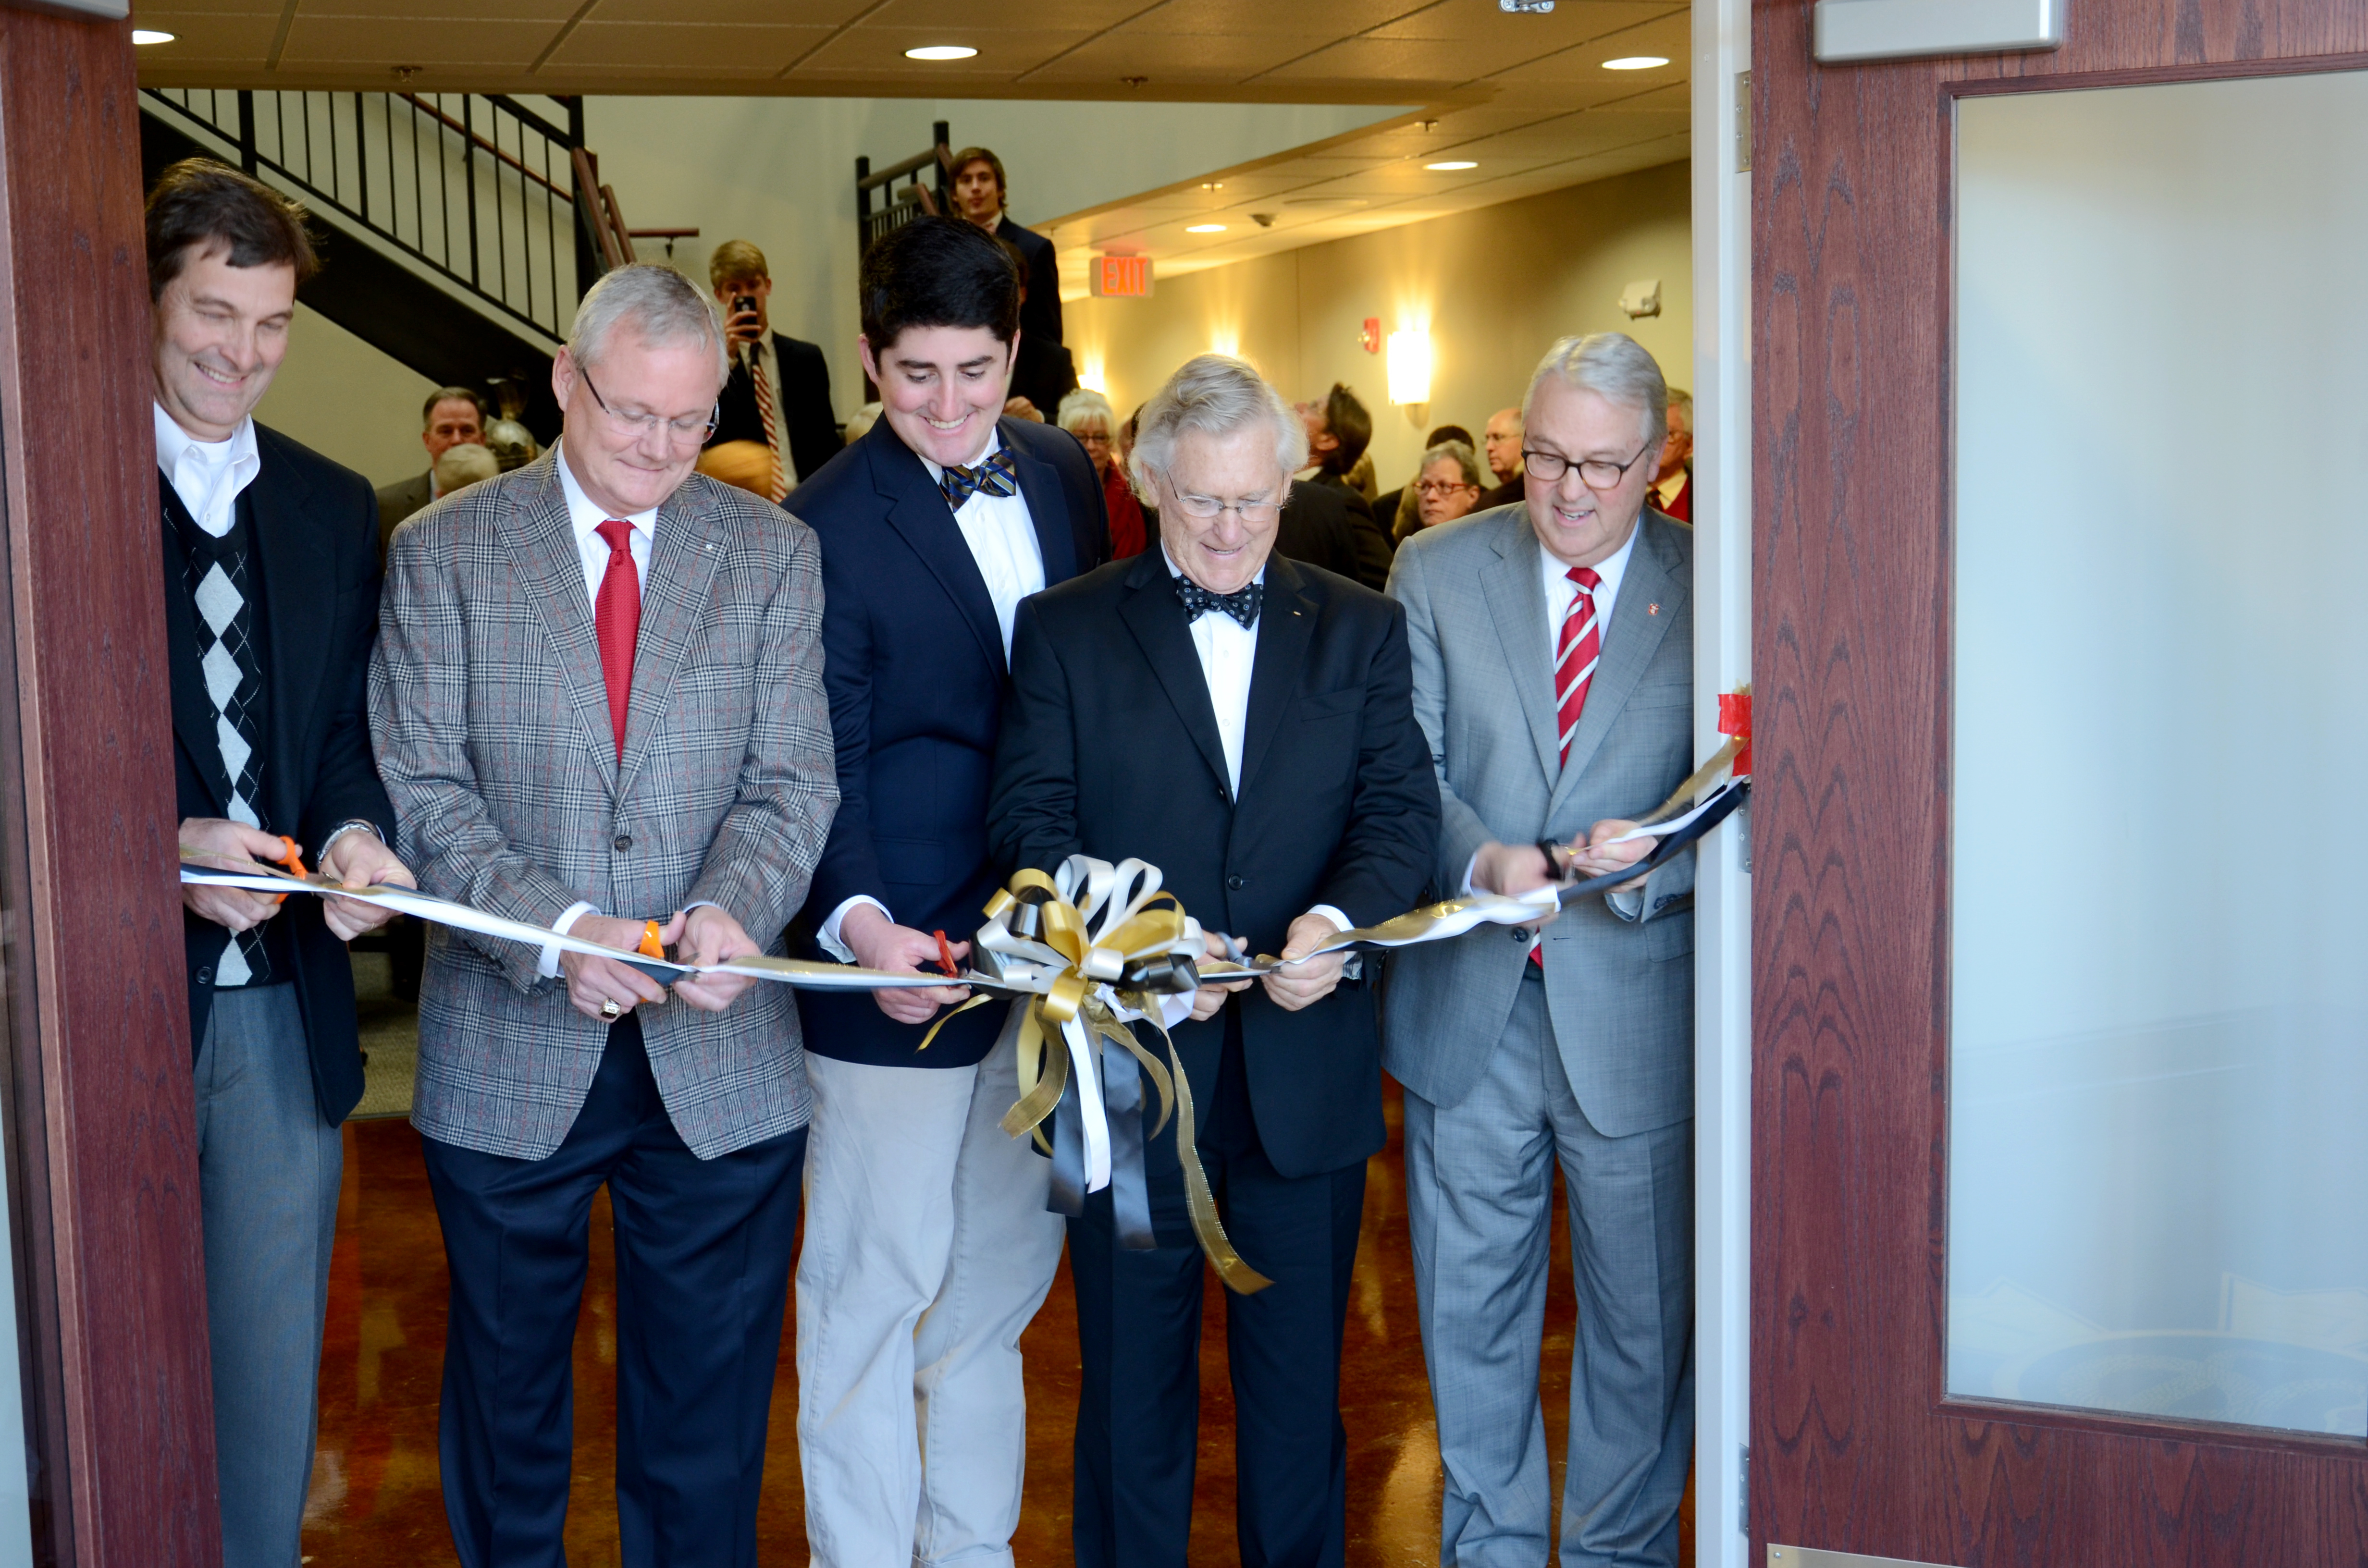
left=503, top=453, right=621, bottom=784
left=1117, top=553, right=1232, bottom=798
left=1001, top=419, right=1079, bottom=585
left=1478, top=515, right=1563, bottom=786
left=156, top=480, right=230, bottom=813
left=617, top=482, right=727, bottom=799
left=1548, top=518, right=1684, bottom=818
left=245, top=450, right=332, bottom=827
left=1235, top=556, right=1315, bottom=801
left=870, top=423, right=1007, bottom=674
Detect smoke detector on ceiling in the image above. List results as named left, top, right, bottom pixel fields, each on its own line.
left=1499, top=0, right=1555, bottom=12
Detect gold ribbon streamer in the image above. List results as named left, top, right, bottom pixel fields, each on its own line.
left=974, top=864, right=1273, bottom=1294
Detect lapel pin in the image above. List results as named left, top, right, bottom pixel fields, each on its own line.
left=1648, top=602, right=1660, bottom=615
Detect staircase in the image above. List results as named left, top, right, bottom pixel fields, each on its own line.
left=139, top=87, right=664, bottom=443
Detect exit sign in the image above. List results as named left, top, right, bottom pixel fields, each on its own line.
left=1090, top=254, right=1155, bottom=298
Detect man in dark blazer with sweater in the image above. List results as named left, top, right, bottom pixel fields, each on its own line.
left=787, top=214, right=1105, bottom=1568
left=705, top=239, right=840, bottom=499
left=148, top=159, right=415, bottom=1568
left=988, top=353, right=1438, bottom=1568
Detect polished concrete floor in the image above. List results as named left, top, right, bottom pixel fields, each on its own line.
left=303, top=1084, right=1690, bottom=1565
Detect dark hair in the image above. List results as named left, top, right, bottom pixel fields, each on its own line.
left=860, top=216, right=1021, bottom=350
left=422, top=386, right=488, bottom=428
left=145, top=157, right=318, bottom=303
left=1426, top=423, right=1474, bottom=448
left=1319, top=382, right=1372, bottom=474
left=950, top=147, right=1008, bottom=207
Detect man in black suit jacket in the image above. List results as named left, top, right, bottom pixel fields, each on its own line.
left=787, top=214, right=1106, bottom=1568
left=987, top=353, right=1438, bottom=1567
left=705, top=240, right=839, bottom=498
left=952, top=146, right=1063, bottom=347
left=147, top=158, right=415, bottom=1568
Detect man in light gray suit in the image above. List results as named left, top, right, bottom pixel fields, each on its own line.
left=369, top=263, right=838, bottom=1568
left=1383, top=332, right=1696, bottom=1568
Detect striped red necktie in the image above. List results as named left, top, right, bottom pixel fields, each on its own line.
left=1555, top=565, right=1603, bottom=766
left=745, top=344, right=789, bottom=504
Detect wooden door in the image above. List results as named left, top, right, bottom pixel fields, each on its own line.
left=1750, top=1, right=2368, bottom=1562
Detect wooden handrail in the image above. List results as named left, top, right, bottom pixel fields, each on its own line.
left=399, top=92, right=572, bottom=202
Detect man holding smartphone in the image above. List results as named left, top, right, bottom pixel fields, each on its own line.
left=706, top=239, right=839, bottom=502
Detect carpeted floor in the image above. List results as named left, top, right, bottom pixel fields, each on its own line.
left=348, top=948, right=418, bottom=1121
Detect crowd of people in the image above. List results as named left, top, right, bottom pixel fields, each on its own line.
left=157, top=146, right=1699, bottom=1568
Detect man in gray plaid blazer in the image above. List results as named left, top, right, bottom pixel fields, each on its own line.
left=370, top=264, right=838, bottom=1568
left=1383, top=333, right=1696, bottom=1568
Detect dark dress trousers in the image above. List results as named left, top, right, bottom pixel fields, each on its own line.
left=164, top=424, right=396, bottom=1125
left=789, top=414, right=1107, bottom=1068
left=997, top=214, right=1063, bottom=346
left=709, top=330, right=839, bottom=485
left=987, top=550, right=1439, bottom=1567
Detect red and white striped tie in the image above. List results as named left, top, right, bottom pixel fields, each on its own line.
left=746, top=344, right=790, bottom=504
left=1554, top=565, right=1603, bottom=766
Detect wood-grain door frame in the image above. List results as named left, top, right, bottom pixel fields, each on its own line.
left=1751, top=4, right=2368, bottom=1562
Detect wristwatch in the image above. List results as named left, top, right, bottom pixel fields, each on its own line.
left=318, top=819, right=384, bottom=864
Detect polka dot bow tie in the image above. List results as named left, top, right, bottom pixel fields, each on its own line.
left=1174, top=576, right=1263, bottom=629
left=938, top=448, right=1019, bottom=510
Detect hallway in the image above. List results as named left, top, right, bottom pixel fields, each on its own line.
left=300, top=1085, right=1638, bottom=1565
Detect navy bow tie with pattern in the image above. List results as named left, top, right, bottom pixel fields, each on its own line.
left=1174, top=576, right=1263, bottom=629
left=938, top=448, right=1019, bottom=510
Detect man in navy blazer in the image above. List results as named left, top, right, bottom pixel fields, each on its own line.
left=786, top=214, right=1106, bottom=1568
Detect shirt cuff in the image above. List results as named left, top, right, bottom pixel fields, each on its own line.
left=540, top=900, right=599, bottom=979
left=1306, top=905, right=1351, bottom=935
left=817, top=895, right=893, bottom=963
left=1606, top=883, right=1647, bottom=922
left=1459, top=853, right=1480, bottom=897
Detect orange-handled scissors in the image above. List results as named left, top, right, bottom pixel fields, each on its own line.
left=270, top=835, right=307, bottom=905
left=638, top=920, right=667, bottom=960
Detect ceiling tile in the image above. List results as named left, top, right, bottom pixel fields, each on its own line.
left=128, top=0, right=278, bottom=15
left=1021, top=31, right=1315, bottom=82
left=295, top=0, right=581, bottom=16
left=867, top=0, right=1152, bottom=30
left=787, top=26, right=1098, bottom=76
left=276, top=16, right=560, bottom=65
left=587, top=0, right=875, bottom=20
left=549, top=22, right=830, bottom=71
left=129, top=13, right=281, bottom=51
left=1252, top=33, right=1545, bottom=85
left=1116, top=0, right=1422, bottom=38
left=1368, top=0, right=1677, bottom=44
left=1484, top=10, right=1689, bottom=82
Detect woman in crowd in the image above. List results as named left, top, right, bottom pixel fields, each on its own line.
left=1057, top=387, right=1147, bottom=558
left=1397, top=438, right=1486, bottom=540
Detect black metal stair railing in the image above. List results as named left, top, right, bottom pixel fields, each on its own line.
left=141, top=86, right=585, bottom=350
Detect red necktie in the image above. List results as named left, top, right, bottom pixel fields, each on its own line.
left=593, top=519, right=641, bottom=760
left=745, top=345, right=789, bottom=504
left=1555, top=565, right=1603, bottom=767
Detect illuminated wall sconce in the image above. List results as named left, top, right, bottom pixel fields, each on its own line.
left=1387, top=328, right=1433, bottom=406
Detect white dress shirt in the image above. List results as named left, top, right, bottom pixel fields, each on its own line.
left=153, top=402, right=261, bottom=538
left=1164, top=549, right=1350, bottom=943
left=539, top=440, right=663, bottom=977
left=817, top=430, right=1049, bottom=960
left=740, top=336, right=800, bottom=488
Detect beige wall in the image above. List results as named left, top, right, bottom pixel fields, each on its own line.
left=1066, top=159, right=1691, bottom=496
left=254, top=302, right=441, bottom=489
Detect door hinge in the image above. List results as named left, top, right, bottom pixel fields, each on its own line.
left=1739, top=1444, right=1751, bottom=1535
left=1736, top=71, right=1752, bottom=172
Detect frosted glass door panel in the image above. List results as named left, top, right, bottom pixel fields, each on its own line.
left=1949, top=74, right=2368, bottom=1435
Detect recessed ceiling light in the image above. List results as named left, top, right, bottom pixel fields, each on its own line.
left=1185, top=223, right=1227, bottom=233
left=132, top=28, right=175, bottom=43
left=1603, top=55, right=1670, bottom=69
left=1425, top=160, right=1479, bottom=171
left=905, top=44, right=977, bottom=60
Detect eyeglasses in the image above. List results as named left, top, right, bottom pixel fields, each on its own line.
left=1415, top=479, right=1477, bottom=497
left=1523, top=439, right=1656, bottom=490
left=580, top=364, right=719, bottom=444
left=1156, top=471, right=1281, bottom=525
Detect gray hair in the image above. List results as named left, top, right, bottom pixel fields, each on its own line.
left=1665, top=387, right=1693, bottom=430
left=567, top=263, right=729, bottom=388
left=1055, top=386, right=1115, bottom=435
left=1128, top=353, right=1307, bottom=503
left=1522, top=331, right=1668, bottom=451
left=1420, top=440, right=1484, bottom=489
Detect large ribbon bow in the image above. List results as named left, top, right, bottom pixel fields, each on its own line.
left=958, top=856, right=1274, bottom=1294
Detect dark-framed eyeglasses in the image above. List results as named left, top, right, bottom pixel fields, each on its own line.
left=580, top=363, right=720, bottom=445
left=1415, top=478, right=1478, bottom=497
left=1523, top=439, right=1656, bottom=490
